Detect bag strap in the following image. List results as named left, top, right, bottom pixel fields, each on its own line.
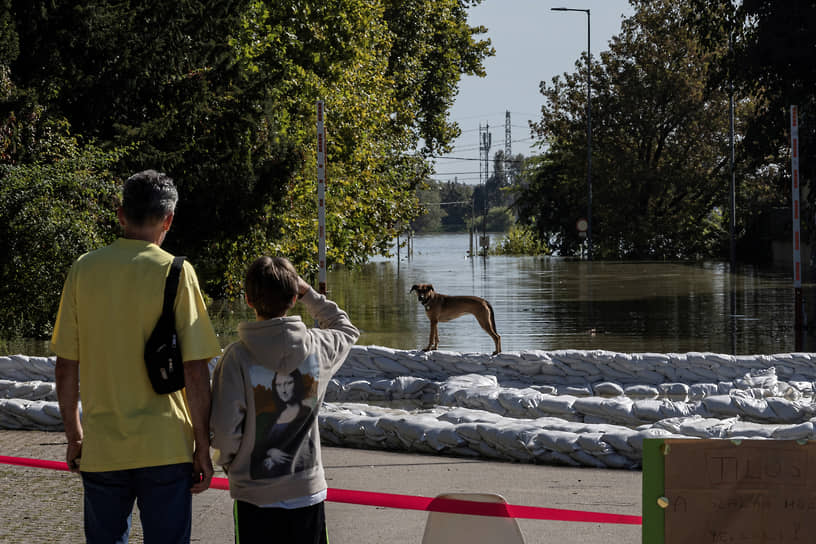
left=161, top=256, right=186, bottom=317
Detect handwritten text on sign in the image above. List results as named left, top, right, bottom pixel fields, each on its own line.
left=664, top=439, right=816, bottom=543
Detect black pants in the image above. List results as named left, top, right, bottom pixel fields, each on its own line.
left=234, top=500, right=328, bottom=544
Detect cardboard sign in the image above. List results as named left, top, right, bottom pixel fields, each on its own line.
left=648, top=439, right=816, bottom=543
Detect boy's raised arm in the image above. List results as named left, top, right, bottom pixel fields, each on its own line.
left=299, top=284, right=360, bottom=369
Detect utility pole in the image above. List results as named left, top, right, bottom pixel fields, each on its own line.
left=479, top=123, right=492, bottom=257
left=505, top=110, right=512, bottom=186
left=791, top=105, right=803, bottom=350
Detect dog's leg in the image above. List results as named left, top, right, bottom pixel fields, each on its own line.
left=423, top=319, right=438, bottom=351
left=474, top=305, right=501, bottom=355
left=489, top=306, right=501, bottom=355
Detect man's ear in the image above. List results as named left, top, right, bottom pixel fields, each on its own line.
left=162, top=212, right=174, bottom=232
left=117, top=207, right=126, bottom=226
left=244, top=293, right=254, bottom=308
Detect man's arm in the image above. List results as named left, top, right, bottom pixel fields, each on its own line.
left=55, top=357, right=82, bottom=473
left=184, top=359, right=213, bottom=494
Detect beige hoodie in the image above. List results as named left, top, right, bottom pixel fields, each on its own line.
left=210, top=288, right=359, bottom=505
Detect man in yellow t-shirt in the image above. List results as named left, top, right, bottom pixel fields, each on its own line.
left=51, top=169, right=222, bottom=544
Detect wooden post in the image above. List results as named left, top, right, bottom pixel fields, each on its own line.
left=791, top=105, right=802, bottom=350
left=317, top=101, right=327, bottom=295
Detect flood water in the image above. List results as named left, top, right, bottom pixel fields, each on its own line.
left=276, top=232, right=814, bottom=355
left=6, top=233, right=814, bottom=357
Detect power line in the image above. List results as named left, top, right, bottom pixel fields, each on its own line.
left=450, top=111, right=540, bottom=127
left=420, top=200, right=472, bottom=206
left=441, top=138, right=537, bottom=156
left=432, top=156, right=528, bottom=163
left=428, top=180, right=481, bottom=185
left=452, top=111, right=515, bottom=121
left=448, top=141, right=535, bottom=154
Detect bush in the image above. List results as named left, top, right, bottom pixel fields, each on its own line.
left=0, top=150, right=121, bottom=337
left=492, top=225, right=550, bottom=256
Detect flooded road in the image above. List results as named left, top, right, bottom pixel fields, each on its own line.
left=271, top=233, right=812, bottom=355
left=7, top=232, right=813, bottom=356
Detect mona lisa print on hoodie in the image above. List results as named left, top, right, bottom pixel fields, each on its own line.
left=249, top=358, right=319, bottom=479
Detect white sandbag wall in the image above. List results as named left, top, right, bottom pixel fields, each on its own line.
left=0, top=355, right=63, bottom=431
left=3, top=348, right=816, bottom=468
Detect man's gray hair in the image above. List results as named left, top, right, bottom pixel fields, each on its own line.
left=122, top=169, right=179, bottom=226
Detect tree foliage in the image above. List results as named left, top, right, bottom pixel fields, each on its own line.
left=439, top=180, right=474, bottom=231
left=518, top=0, right=753, bottom=259
left=411, top=182, right=445, bottom=233
left=0, top=62, right=124, bottom=337
left=1, top=0, right=493, bottom=326
left=411, top=171, right=522, bottom=235
left=0, top=150, right=121, bottom=337
left=685, top=0, right=816, bottom=251
left=491, top=225, right=549, bottom=256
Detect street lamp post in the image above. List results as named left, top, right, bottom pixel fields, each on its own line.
left=552, top=7, right=592, bottom=260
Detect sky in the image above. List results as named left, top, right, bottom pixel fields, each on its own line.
left=433, top=0, right=635, bottom=185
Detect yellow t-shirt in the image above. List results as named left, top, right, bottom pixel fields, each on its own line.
left=51, top=238, right=222, bottom=472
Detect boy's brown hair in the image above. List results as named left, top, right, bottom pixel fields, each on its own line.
left=245, top=256, right=299, bottom=319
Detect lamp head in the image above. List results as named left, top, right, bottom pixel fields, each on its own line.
left=550, top=7, right=589, bottom=13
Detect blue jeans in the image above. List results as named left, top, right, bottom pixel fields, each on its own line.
left=81, top=463, right=193, bottom=544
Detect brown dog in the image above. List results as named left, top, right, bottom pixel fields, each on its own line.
left=410, top=284, right=501, bottom=355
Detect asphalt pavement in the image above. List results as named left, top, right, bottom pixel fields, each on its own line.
left=0, top=430, right=642, bottom=543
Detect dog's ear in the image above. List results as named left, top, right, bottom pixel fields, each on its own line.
left=410, top=284, right=418, bottom=293
left=427, top=284, right=434, bottom=291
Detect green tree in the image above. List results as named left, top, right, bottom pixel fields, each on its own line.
left=484, top=207, right=513, bottom=232
left=0, top=150, right=121, bottom=337
left=439, top=180, right=474, bottom=231
left=486, top=150, right=517, bottom=208
left=686, top=0, right=816, bottom=256
left=2, top=0, right=493, bottom=301
left=411, top=182, right=445, bottom=233
left=520, top=0, right=738, bottom=259
left=382, top=0, right=494, bottom=155
left=0, top=58, right=124, bottom=337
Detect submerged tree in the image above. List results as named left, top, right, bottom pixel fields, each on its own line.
left=686, top=0, right=816, bottom=259
left=518, top=0, right=746, bottom=259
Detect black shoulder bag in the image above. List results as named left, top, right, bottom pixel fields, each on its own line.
left=144, top=256, right=186, bottom=394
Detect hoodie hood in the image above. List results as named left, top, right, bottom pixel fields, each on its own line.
left=237, top=316, right=311, bottom=373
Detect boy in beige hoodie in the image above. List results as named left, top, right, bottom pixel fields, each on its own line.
left=210, top=256, right=359, bottom=543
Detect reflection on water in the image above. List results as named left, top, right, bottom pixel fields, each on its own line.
left=297, top=233, right=812, bottom=355
left=5, top=233, right=814, bottom=357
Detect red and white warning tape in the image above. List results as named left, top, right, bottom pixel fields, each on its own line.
left=0, top=455, right=641, bottom=525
